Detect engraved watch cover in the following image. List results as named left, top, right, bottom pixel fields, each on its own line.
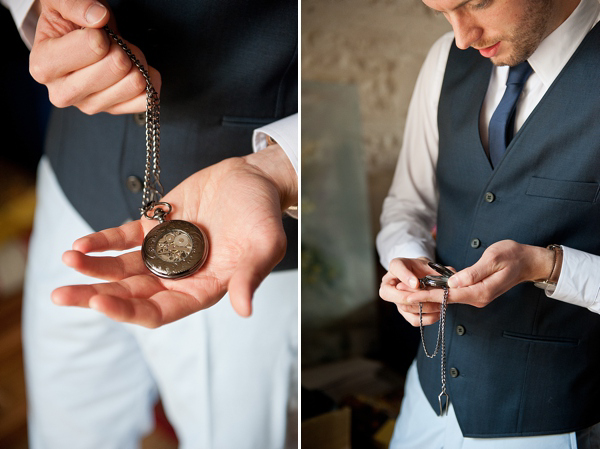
left=142, top=220, right=209, bottom=279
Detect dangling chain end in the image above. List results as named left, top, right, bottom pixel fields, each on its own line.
left=438, top=391, right=449, bottom=416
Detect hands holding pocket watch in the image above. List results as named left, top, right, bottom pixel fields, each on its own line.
left=380, top=240, right=561, bottom=326
left=31, top=3, right=299, bottom=328
left=52, top=145, right=297, bottom=328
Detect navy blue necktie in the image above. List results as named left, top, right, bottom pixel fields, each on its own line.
left=488, top=61, right=533, bottom=168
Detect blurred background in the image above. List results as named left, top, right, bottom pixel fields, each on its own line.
left=0, top=5, right=48, bottom=447
left=300, top=1, right=450, bottom=448
left=0, top=6, right=176, bottom=448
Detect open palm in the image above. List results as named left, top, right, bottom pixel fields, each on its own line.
left=52, top=156, right=290, bottom=327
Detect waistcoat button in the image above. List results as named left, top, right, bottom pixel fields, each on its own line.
left=126, top=176, right=143, bottom=193
left=456, top=325, right=466, bottom=336
left=470, top=238, right=481, bottom=248
left=450, top=367, right=459, bottom=378
left=484, top=192, right=495, bottom=203
left=133, top=112, right=146, bottom=126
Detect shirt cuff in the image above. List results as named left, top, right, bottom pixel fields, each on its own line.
left=4, top=0, right=38, bottom=48
left=547, top=246, right=600, bottom=313
left=252, top=114, right=298, bottom=174
left=376, top=223, right=435, bottom=270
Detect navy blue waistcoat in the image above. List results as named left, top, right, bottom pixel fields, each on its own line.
left=417, top=24, right=600, bottom=437
left=44, top=0, right=297, bottom=270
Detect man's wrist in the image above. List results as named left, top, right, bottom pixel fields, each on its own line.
left=252, top=115, right=298, bottom=173
left=532, top=244, right=563, bottom=294
left=243, top=144, right=298, bottom=214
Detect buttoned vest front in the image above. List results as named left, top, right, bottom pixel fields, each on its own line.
left=43, top=0, right=298, bottom=270
left=418, top=24, right=600, bottom=437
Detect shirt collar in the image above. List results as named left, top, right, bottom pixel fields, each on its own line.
left=528, top=0, right=600, bottom=88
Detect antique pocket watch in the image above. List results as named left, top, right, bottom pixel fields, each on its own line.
left=104, top=27, right=209, bottom=279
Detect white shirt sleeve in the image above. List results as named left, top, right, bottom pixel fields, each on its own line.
left=2, top=0, right=37, bottom=48
left=548, top=246, right=600, bottom=314
left=252, top=114, right=298, bottom=174
left=376, top=32, right=453, bottom=270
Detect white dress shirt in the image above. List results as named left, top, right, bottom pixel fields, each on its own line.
left=377, top=0, right=600, bottom=314
left=1, top=0, right=299, bottom=172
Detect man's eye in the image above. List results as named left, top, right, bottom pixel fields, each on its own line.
left=471, top=0, right=492, bottom=10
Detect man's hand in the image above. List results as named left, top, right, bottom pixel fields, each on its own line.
left=401, top=240, right=556, bottom=310
left=29, top=0, right=161, bottom=114
left=379, top=257, right=447, bottom=326
left=51, top=145, right=298, bottom=328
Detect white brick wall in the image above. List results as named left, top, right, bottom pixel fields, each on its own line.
left=302, top=0, right=451, bottom=231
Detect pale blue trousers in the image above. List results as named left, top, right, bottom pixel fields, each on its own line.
left=23, top=157, right=298, bottom=449
left=390, top=361, right=600, bottom=449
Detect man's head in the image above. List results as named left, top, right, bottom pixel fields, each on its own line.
left=422, top=0, right=580, bottom=66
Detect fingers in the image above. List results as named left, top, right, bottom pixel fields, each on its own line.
left=88, top=66, right=161, bottom=115
left=43, top=0, right=109, bottom=28
left=380, top=281, right=409, bottom=304
left=31, top=11, right=160, bottom=115
left=30, top=28, right=110, bottom=81
left=397, top=302, right=441, bottom=314
left=381, top=270, right=402, bottom=286
left=88, top=295, right=161, bottom=326
left=46, top=40, right=152, bottom=113
left=51, top=284, right=98, bottom=308
left=388, top=258, right=422, bottom=289
left=52, top=274, right=160, bottom=303
left=397, top=309, right=440, bottom=327
left=441, top=280, right=506, bottom=308
left=448, top=240, right=525, bottom=289
left=380, top=278, right=443, bottom=320
left=381, top=282, right=442, bottom=312
left=72, top=220, right=147, bottom=253
left=52, top=275, right=164, bottom=326
left=227, top=268, right=259, bottom=317
left=103, top=92, right=147, bottom=115
left=448, top=262, right=494, bottom=289
left=404, top=287, right=450, bottom=306
left=62, top=250, right=147, bottom=281
left=227, top=233, right=286, bottom=318
left=52, top=276, right=220, bottom=328
left=47, top=40, right=133, bottom=106
left=52, top=266, right=228, bottom=327
left=88, top=290, right=202, bottom=328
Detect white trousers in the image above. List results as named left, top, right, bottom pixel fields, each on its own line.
left=390, top=361, right=600, bottom=449
left=23, top=157, right=298, bottom=449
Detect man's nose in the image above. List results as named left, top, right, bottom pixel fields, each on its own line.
left=447, top=12, right=482, bottom=50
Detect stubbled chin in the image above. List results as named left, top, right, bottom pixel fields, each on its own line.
left=490, top=47, right=517, bottom=67
left=490, top=56, right=510, bottom=67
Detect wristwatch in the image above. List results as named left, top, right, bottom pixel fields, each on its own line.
left=533, top=244, right=563, bottom=294
left=265, top=135, right=298, bottom=219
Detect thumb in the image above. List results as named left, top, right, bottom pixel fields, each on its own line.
left=228, top=260, right=269, bottom=318
left=45, top=0, right=110, bottom=27
left=228, top=252, right=281, bottom=317
left=448, top=261, right=493, bottom=289
left=227, top=239, right=285, bottom=318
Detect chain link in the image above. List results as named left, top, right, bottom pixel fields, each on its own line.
left=419, top=286, right=449, bottom=415
left=103, top=27, right=163, bottom=216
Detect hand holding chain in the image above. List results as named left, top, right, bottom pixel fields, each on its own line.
left=418, top=261, right=454, bottom=416
left=104, top=27, right=208, bottom=279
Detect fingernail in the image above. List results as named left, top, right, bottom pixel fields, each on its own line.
left=448, top=276, right=459, bottom=288
left=409, top=278, right=419, bottom=289
left=50, top=290, right=63, bottom=305
left=85, top=3, right=107, bottom=25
